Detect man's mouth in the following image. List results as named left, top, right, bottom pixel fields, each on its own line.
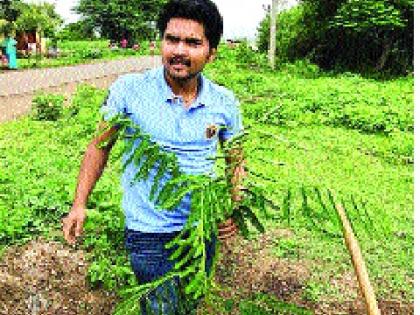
left=169, top=58, right=191, bottom=67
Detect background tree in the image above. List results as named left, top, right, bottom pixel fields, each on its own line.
left=56, top=20, right=96, bottom=41
left=75, top=0, right=166, bottom=45
left=257, top=0, right=413, bottom=75
left=14, top=2, right=63, bottom=38
left=0, top=0, right=21, bottom=21
left=0, top=0, right=21, bottom=36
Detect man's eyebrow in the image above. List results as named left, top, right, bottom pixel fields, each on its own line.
left=165, top=33, right=202, bottom=42
left=165, top=33, right=180, bottom=39
left=185, top=37, right=203, bottom=44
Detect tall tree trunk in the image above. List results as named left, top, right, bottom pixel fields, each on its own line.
left=376, top=33, right=394, bottom=71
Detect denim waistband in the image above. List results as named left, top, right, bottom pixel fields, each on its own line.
left=124, top=228, right=181, bottom=251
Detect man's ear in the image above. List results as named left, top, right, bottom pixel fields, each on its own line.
left=207, top=48, right=217, bottom=63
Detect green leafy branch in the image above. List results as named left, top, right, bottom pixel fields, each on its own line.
left=99, top=114, right=267, bottom=314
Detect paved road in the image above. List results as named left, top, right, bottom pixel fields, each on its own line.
left=0, top=56, right=161, bottom=122
left=0, top=56, right=161, bottom=97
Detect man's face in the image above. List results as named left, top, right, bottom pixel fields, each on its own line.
left=161, top=18, right=216, bottom=83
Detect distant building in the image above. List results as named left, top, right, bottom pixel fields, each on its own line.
left=16, top=31, right=47, bottom=55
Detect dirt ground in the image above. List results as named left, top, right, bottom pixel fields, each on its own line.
left=0, top=56, right=160, bottom=123
left=0, top=75, right=119, bottom=123
left=0, top=230, right=413, bottom=315
left=0, top=240, right=117, bottom=315
left=216, top=229, right=414, bottom=315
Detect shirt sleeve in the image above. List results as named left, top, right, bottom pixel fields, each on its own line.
left=219, top=98, right=244, bottom=142
left=100, top=76, right=128, bottom=121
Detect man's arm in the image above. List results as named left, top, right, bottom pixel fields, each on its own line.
left=62, top=121, right=119, bottom=244
left=218, top=141, right=247, bottom=240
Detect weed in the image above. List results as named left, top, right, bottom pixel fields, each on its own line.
left=32, top=93, right=65, bottom=121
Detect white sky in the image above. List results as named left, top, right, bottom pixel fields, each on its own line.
left=25, top=0, right=298, bottom=40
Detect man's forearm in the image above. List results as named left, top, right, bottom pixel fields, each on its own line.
left=72, top=139, right=111, bottom=208
left=218, top=145, right=246, bottom=240
left=225, top=147, right=246, bottom=202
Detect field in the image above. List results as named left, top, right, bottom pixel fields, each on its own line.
left=12, top=40, right=153, bottom=70
left=0, top=44, right=413, bottom=314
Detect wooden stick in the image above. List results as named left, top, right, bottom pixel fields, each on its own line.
left=335, top=204, right=381, bottom=315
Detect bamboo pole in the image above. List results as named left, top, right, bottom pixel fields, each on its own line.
left=335, top=204, right=381, bottom=315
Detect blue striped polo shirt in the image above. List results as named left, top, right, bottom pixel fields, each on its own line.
left=101, top=66, right=243, bottom=232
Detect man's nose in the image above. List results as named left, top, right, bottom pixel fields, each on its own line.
left=173, top=41, right=188, bottom=55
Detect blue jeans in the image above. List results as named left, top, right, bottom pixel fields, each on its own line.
left=125, top=228, right=216, bottom=315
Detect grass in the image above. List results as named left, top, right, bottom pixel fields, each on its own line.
left=0, top=44, right=414, bottom=311
left=205, top=46, right=413, bottom=303
left=246, top=123, right=413, bottom=300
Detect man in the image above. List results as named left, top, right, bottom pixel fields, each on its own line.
left=63, top=0, right=245, bottom=313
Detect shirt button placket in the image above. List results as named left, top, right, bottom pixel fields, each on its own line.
left=176, top=98, right=185, bottom=135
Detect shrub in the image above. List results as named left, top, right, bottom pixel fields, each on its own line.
left=79, top=48, right=104, bottom=59
left=32, top=93, right=65, bottom=121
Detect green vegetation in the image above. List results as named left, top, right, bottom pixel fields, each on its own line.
left=31, top=93, right=65, bottom=121
left=16, top=39, right=152, bottom=70
left=0, top=44, right=413, bottom=313
left=205, top=45, right=413, bottom=302
left=258, top=0, right=413, bottom=75
left=0, top=0, right=62, bottom=37
left=75, top=0, right=166, bottom=44
left=56, top=20, right=96, bottom=42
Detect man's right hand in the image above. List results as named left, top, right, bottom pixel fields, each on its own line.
left=62, top=207, right=87, bottom=245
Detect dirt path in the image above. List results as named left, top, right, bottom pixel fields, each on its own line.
left=0, top=56, right=161, bottom=123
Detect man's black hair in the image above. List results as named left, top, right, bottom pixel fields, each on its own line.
left=157, top=0, right=223, bottom=50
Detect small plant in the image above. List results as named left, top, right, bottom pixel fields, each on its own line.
left=32, top=93, right=65, bottom=121
left=79, top=48, right=104, bottom=60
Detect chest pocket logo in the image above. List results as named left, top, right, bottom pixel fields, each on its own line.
left=205, top=124, right=218, bottom=139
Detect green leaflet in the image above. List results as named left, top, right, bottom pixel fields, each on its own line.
left=168, top=242, right=186, bottom=262
left=206, top=186, right=219, bottom=241
left=232, top=206, right=250, bottom=238
left=134, top=144, right=161, bottom=182
left=159, top=185, right=199, bottom=211
left=174, top=243, right=202, bottom=270
left=210, top=184, right=225, bottom=222
left=283, top=188, right=292, bottom=226
left=156, top=175, right=208, bottom=210
left=149, top=157, right=168, bottom=200
left=164, top=228, right=192, bottom=249
left=140, top=145, right=161, bottom=176
left=242, top=205, right=265, bottom=234
left=314, top=187, right=333, bottom=221
left=130, top=138, right=150, bottom=167
left=185, top=272, right=205, bottom=297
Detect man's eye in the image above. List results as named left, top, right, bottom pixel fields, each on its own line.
left=166, top=36, right=179, bottom=43
left=187, top=40, right=201, bottom=47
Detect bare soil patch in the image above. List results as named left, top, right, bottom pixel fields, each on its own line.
left=216, top=229, right=414, bottom=315
left=0, top=239, right=117, bottom=315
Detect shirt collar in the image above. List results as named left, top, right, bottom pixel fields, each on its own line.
left=158, top=66, right=211, bottom=109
